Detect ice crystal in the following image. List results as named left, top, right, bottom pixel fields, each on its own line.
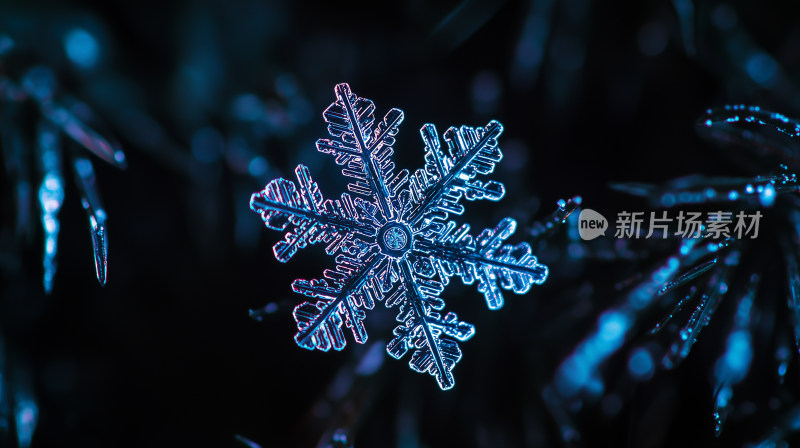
left=250, top=83, right=548, bottom=389
left=1, top=45, right=124, bottom=292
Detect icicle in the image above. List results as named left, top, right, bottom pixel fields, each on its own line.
left=73, top=157, right=108, bottom=286
left=35, top=121, right=64, bottom=294
left=658, top=258, right=718, bottom=296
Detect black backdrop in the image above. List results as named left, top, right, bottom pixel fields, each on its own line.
left=2, top=0, right=800, bottom=446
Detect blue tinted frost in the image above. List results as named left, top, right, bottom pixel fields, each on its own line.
left=250, top=83, right=548, bottom=389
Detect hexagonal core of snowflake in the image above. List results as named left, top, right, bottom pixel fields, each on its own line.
left=377, top=222, right=412, bottom=258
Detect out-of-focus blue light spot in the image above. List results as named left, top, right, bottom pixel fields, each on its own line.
left=0, top=34, right=14, bottom=55
left=64, top=28, right=99, bottom=69
left=661, top=193, right=676, bottom=207
left=513, top=13, right=549, bottom=82
left=555, top=357, right=591, bottom=396
left=637, top=21, right=668, bottom=57
left=728, top=190, right=738, bottom=201
left=628, top=347, right=655, bottom=380
left=248, top=156, right=269, bottom=178
left=232, top=94, right=264, bottom=122
left=499, top=139, right=528, bottom=171
left=601, top=394, right=623, bottom=416
left=74, top=158, right=93, bottom=177
left=275, top=74, right=300, bottom=98
left=471, top=71, right=502, bottom=114
left=759, top=182, right=776, bottom=207
left=40, top=174, right=63, bottom=214
left=779, top=406, right=800, bottom=432
left=191, top=128, right=224, bottom=163
left=15, top=399, right=38, bottom=448
left=355, top=342, right=385, bottom=376
left=715, top=330, right=752, bottom=385
left=554, top=310, right=631, bottom=397
left=288, top=98, right=313, bottom=124
left=516, top=39, right=543, bottom=69
left=716, top=386, right=732, bottom=410
left=264, top=302, right=278, bottom=313
left=672, top=0, right=695, bottom=55
left=551, top=35, right=585, bottom=72
left=248, top=302, right=279, bottom=322
left=22, top=66, right=56, bottom=101
left=712, top=4, right=738, bottom=30
left=630, top=257, right=680, bottom=310
left=599, top=311, right=627, bottom=343
left=332, top=430, right=349, bottom=445
left=234, top=434, right=263, bottom=448
left=776, top=346, right=790, bottom=382
left=746, top=53, right=778, bottom=86
left=568, top=242, right=585, bottom=258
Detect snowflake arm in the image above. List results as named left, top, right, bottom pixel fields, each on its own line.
left=407, top=120, right=505, bottom=229
left=385, top=260, right=475, bottom=390
left=414, top=218, right=548, bottom=309
left=316, top=83, right=408, bottom=219
left=292, top=254, right=384, bottom=350
left=249, top=165, right=373, bottom=262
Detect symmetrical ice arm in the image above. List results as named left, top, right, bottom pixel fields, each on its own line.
left=316, top=83, right=408, bottom=219
left=385, top=260, right=475, bottom=390
left=249, top=165, right=373, bottom=262
left=407, top=120, right=505, bottom=228
left=292, top=255, right=384, bottom=351
left=415, top=218, right=548, bottom=310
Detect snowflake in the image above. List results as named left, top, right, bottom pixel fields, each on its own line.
left=250, top=83, right=548, bottom=389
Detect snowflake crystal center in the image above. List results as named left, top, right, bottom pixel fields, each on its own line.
left=378, top=223, right=412, bottom=257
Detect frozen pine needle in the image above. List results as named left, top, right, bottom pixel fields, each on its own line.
left=547, top=106, right=800, bottom=441
left=651, top=286, right=697, bottom=334
left=658, top=257, right=718, bottom=296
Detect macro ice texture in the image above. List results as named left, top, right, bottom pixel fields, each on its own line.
left=250, top=83, right=548, bottom=389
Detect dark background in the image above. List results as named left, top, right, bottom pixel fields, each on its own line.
left=1, top=0, right=800, bottom=446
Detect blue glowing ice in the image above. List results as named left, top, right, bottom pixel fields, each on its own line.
left=0, top=58, right=125, bottom=292
left=63, top=28, right=100, bottom=69
left=250, top=83, right=548, bottom=389
left=628, top=347, right=654, bottom=381
left=36, top=122, right=64, bottom=294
